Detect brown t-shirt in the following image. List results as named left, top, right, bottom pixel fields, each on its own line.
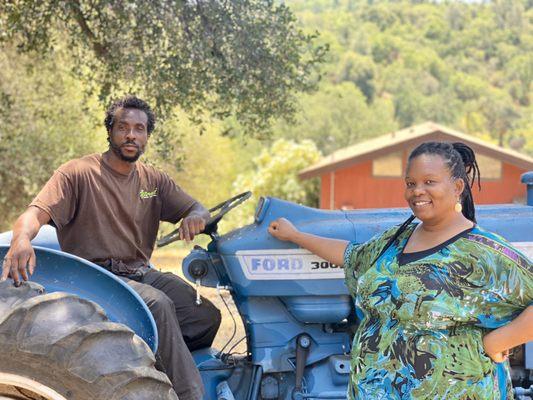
left=30, top=154, right=198, bottom=265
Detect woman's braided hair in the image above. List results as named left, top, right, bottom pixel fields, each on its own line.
left=371, top=141, right=482, bottom=266
left=408, top=141, right=481, bottom=223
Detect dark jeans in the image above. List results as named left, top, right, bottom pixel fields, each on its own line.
left=124, top=269, right=221, bottom=400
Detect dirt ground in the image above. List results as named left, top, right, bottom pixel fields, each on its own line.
left=151, top=246, right=247, bottom=354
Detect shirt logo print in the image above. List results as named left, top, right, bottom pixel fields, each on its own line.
left=139, top=188, right=158, bottom=199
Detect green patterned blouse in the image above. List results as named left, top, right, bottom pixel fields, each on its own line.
left=343, top=223, right=532, bottom=400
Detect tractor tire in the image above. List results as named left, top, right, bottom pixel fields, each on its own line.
left=0, top=281, right=178, bottom=400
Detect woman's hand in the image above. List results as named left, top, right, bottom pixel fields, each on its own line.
left=482, top=306, right=533, bottom=364
left=268, top=218, right=299, bottom=242
left=484, top=347, right=510, bottom=363
left=483, top=333, right=510, bottom=363
left=268, top=217, right=349, bottom=266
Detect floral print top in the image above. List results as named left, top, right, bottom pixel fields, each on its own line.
left=344, top=223, right=532, bottom=400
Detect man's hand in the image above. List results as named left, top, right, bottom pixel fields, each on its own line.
left=178, top=214, right=207, bottom=242
left=1, top=236, right=36, bottom=286
left=1, top=207, right=49, bottom=286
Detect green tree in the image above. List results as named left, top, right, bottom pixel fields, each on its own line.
left=481, top=88, right=521, bottom=146
left=506, top=54, right=533, bottom=106
left=335, top=52, right=377, bottom=101
left=0, top=0, right=326, bottom=134
left=452, top=73, right=488, bottom=102
left=0, top=46, right=104, bottom=230
left=223, top=139, right=322, bottom=231
left=150, top=111, right=258, bottom=210
left=273, top=82, right=397, bottom=155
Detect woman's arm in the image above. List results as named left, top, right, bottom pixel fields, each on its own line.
left=483, top=305, right=533, bottom=362
left=268, top=218, right=349, bottom=266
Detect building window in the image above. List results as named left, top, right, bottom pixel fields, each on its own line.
left=476, top=153, right=502, bottom=179
left=372, top=151, right=403, bottom=177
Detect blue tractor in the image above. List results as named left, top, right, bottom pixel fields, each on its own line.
left=0, top=173, right=532, bottom=399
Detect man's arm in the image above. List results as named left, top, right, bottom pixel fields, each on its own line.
left=1, top=206, right=51, bottom=285
left=178, top=203, right=210, bottom=242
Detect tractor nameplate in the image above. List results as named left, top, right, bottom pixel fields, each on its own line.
left=236, top=249, right=344, bottom=280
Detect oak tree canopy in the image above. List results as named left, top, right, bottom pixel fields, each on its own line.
left=0, top=0, right=325, bottom=133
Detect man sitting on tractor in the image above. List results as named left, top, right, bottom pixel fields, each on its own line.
left=1, top=95, right=220, bottom=400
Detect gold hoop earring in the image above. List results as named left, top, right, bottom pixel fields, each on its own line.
left=455, top=201, right=463, bottom=213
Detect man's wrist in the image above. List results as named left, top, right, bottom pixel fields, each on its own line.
left=186, top=211, right=206, bottom=219
left=11, top=232, right=32, bottom=245
left=186, top=206, right=209, bottom=220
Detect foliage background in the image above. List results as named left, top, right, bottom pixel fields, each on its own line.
left=1, top=0, right=532, bottom=235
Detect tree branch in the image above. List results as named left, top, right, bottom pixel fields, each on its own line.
left=69, top=0, right=109, bottom=60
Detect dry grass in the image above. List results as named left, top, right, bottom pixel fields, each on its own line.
left=151, top=247, right=247, bottom=354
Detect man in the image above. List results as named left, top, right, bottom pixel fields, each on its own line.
left=1, top=95, right=221, bottom=400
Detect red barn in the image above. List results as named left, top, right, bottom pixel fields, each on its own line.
left=299, top=122, right=533, bottom=210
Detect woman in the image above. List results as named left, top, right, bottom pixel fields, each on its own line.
left=268, top=142, right=532, bottom=399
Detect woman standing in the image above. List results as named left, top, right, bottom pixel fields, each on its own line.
left=268, top=142, right=532, bottom=399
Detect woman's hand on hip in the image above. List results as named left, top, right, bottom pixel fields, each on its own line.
left=483, top=333, right=510, bottom=363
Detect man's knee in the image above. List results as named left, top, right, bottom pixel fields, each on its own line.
left=196, top=297, right=222, bottom=332
left=208, top=303, right=222, bottom=341
left=184, top=298, right=221, bottom=351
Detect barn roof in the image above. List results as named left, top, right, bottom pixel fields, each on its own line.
left=299, top=122, right=533, bottom=179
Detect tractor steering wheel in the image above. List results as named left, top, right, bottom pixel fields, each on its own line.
left=157, top=191, right=251, bottom=247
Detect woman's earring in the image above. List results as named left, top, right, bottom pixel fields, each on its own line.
left=455, top=201, right=463, bottom=213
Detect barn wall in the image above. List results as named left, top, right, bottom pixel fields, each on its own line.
left=472, top=163, right=526, bottom=204
left=319, top=159, right=527, bottom=209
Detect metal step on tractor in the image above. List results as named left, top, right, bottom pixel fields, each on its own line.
left=0, top=172, right=532, bottom=400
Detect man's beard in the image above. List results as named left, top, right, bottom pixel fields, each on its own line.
left=108, top=138, right=143, bottom=163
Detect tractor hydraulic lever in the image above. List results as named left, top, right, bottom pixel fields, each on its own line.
left=293, top=333, right=312, bottom=400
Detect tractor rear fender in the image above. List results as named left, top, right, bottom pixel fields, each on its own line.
left=0, top=241, right=158, bottom=353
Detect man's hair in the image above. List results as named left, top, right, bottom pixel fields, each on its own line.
left=104, top=95, right=156, bottom=135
